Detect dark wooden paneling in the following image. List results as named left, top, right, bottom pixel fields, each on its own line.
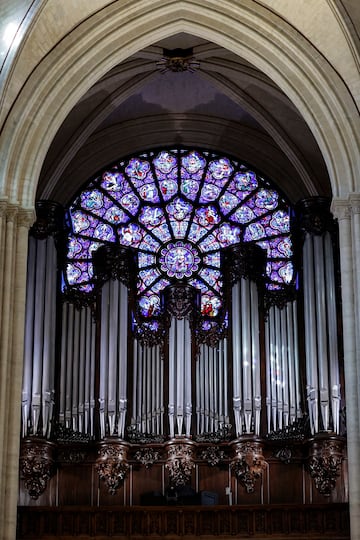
left=17, top=504, right=350, bottom=539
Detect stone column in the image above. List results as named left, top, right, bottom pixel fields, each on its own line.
left=331, top=196, right=360, bottom=540
left=0, top=203, right=34, bottom=540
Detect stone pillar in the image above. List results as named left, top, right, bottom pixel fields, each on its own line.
left=331, top=196, right=360, bottom=540
left=0, top=202, right=34, bottom=540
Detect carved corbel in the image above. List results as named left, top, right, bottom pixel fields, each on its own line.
left=165, top=442, right=195, bottom=487
left=19, top=439, right=55, bottom=499
left=230, top=440, right=266, bottom=493
left=96, top=442, right=129, bottom=495
left=308, top=437, right=344, bottom=496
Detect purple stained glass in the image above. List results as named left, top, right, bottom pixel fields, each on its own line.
left=182, top=151, right=206, bottom=174
left=199, top=182, right=220, bottom=203
left=199, top=234, right=220, bottom=252
left=201, top=293, right=222, bottom=317
left=159, top=241, right=200, bottom=279
left=139, top=206, right=165, bottom=229
left=104, top=205, right=129, bottom=225
left=138, top=268, right=160, bottom=290
left=219, top=191, right=239, bottom=215
left=266, top=260, right=294, bottom=284
left=138, top=252, right=156, bottom=268
left=138, top=234, right=160, bottom=252
left=118, top=223, right=144, bottom=247
left=154, top=150, right=177, bottom=173
left=167, top=198, right=192, bottom=221
left=120, top=192, right=140, bottom=215
left=194, top=206, right=221, bottom=228
left=208, top=157, right=233, bottom=180
left=255, top=188, right=278, bottom=210
left=203, top=252, right=221, bottom=267
left=231, top=205, right=255, bottom=224
left=270, top=210, right=290, bottom=233
left=126, top=157, right=150, bottom=180
left=199, top=268, right=222, bottom=292
left=66, top=261, right=93, bottom=284
left=81, top=190, right=104, bottom=211
left=188, top=222, right=207, bottom=243
left=216, top=223, right=240, bottom=247
left=256, top=236, right=293, bottom=258
left=139, top=293, right=161, bottom=317
left=100, top=170, right=124, bottom=192
left=170, top=219, right=188, bottom=239
left=65, top=148, right=295, bottom=317
left=158, top=178, right=177, bottom=200
left=180, top=173, right=200, bottom=200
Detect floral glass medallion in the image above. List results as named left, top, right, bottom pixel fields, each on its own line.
left=159, top=241, right=200, bottom=279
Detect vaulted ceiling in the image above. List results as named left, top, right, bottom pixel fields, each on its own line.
left=37, top=33, right=331, bottom=206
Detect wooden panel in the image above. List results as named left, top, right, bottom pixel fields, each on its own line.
left=17, top=504, right=350, bottom=539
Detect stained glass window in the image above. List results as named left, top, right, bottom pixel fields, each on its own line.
left=64, top=148, right=295, bottom=322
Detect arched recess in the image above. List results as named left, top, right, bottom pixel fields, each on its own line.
left=0, top=0, right=359, bottom=207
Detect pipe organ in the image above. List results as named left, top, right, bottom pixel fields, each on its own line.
left=19, top=196, right=347, bottom=522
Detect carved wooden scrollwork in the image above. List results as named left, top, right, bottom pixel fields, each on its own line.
left=95, top=442, right=129, bottom=495
left=19, top=439, right=55, bottom=500
left=165, top=442, right=195, bottom=487
left=163, top=283, right=199, bottom=320
left=308, top=437, right=344, bottom=496
left=230, top=440, right=266, bottom=493
left=134, top=447, right=161, bottom=468
left=200, top=446, right=226, bottom=467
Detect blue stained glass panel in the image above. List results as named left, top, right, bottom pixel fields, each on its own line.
left=182, top=151, right=206, bottom=174
left=118, top=223, right=144, bottom=247
left=139, top=293, right=161, bottom=317
left=154, top=150, right=177, bottom=173
left=188, top=223, right=207, bottom=243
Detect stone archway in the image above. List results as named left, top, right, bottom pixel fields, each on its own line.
left=1, top=2, right=360, bottom=539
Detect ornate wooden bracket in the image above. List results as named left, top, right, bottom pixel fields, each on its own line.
left=95, top=442, right=129, bottom=495
left=230, top=440, right=266, bottom=493
left=308, top=437, right=344, bottom=496
left=165, top=441, right=195, bottom=487
left=19, top=439, right=55, bottom=500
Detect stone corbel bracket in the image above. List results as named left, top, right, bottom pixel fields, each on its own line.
left=230, top=440, right=266, bottom=493
left=308, top=437, right=345, bottom=496
left=95, top=442, right=129, bottom=495
left=165, top=441, right=195, bottom=487
left=19, top=439, right=56, bottom=500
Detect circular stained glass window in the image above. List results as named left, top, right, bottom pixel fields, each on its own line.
left=63, top=148, right=295, bottom=319
left=159, top=241, right=201, bottom=279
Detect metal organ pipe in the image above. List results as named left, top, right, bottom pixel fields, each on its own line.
left=231, top=278, right=261, bottom=436
left=59, top=302, right=96, bottom=436
left=302, top=229, right=340, bottom=434
left=22, top=236, right=58, bottom=438
left=168, top=316, right=192, bottom=437
left=99, top=279, right=128, bottom=439
left=324, top=233, right=341, bottom=433
left=265, top=301, right=301, bottom=433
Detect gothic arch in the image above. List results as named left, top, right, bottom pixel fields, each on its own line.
left=0, top=0, right=359, bottom=206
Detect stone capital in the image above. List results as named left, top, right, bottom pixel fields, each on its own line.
left=330, top=197, right=351, bottom=221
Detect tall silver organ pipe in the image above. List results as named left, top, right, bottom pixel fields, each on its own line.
left=22, top=235, right=57, bottom=438
left=231, top=278, right=261, bottom=436
left=168, top=317, right=192, bottom=437
left=303, top=230, right=340, bottom=434
left=265, top=301, right=301, bottom=433
left=59, top=303, right=96, bottom=436
left=99, top=279, right=128, bottom=439
left=131, top=340, right=164, bottom=434
left=196, top=338, right=229, bottom=435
